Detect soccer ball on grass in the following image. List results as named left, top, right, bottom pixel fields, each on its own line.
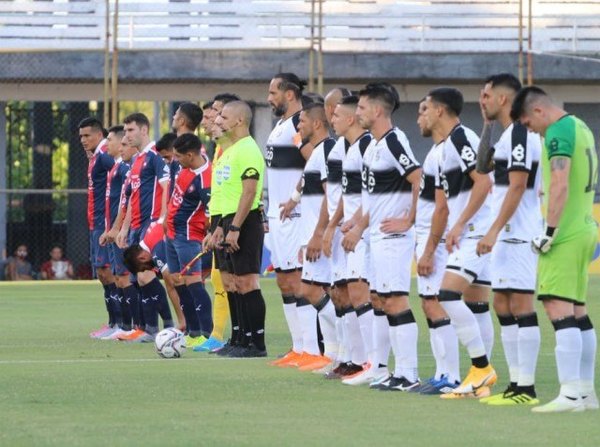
left=155, top=328, right=186, bottom=358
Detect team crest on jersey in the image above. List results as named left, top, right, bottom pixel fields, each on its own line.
left=461, top=145, right=476, bottom=163
left=549, top=138, right=559, bottom=154
left=512, top=144, right=526, bottom=164
left=398, top=153, right=414, bottom=169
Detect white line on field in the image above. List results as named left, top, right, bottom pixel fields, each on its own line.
left=0, top=357, right=254, bottom=365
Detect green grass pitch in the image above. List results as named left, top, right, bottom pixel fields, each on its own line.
left=1, top=278, right=599, bottom=447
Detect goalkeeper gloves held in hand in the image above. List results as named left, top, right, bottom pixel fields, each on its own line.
left=532, top=226, right=558, bottom=254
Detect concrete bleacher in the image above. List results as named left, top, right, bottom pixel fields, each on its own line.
left=1, top=0, right=599, bottom=53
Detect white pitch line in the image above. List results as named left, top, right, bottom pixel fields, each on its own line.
left=0, top=357, right=253, bottom=365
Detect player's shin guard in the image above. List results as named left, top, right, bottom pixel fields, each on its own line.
left=577, top=315, right=597, bottom=398
left=282, top=294, right=303, bottom=353
left=373, top=309, right=390, bottom=367
left=356, top=302, right=375, bottom=364
left=344, top=306, right=367, bottom=365
left=118, top=287, right=132, bottom=331
left=176, top=284, right=201, bottom=337
left=314, top=293, right=338, bottom=360
left=188, top=282, right=213, bottom=338
left=297, top=297, right=320, bottom=355
left=387, top=310, right=419, bottom=382
left=516, top=313, right=540, bottom=389
left=439, top=290, right=488, bottom=367
left=432, top=318, right=460, bottom=383
left=467, top=301, right=494, bottom=361
left=139, top=278, right=163, bottom=335
left=552, top=316, right=582, bottom=398
left=498, top=314, right=519, bottom=385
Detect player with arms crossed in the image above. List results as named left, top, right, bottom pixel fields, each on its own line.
left=511, top=86, right=598, bottom=413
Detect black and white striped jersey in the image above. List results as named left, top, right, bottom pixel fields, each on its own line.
left=300, top=137, right=336, bottom=244
left=342, top=132, right=372, bottom=221
left=439, top=124, right=491, bottom=236
left=265, top=112, right=304, bottom=218
left=491, top=122, right=543, bottom=241
left=365, top=127, right=420, bottom=239
left=326, top=136, right=349, bottom=220
left=416, top=142, right=445, bottom=237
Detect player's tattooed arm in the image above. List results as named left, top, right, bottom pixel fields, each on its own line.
left=476, top=122, right=495, bottom=174
left=546, top=156, right=570, bottom=228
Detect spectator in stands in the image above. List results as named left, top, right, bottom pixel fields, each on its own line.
left=6, top=244, right=34, bottom=281
left=40, top=245, right=74, bottom=280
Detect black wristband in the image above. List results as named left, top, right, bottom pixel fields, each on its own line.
left=545, top=226, right=557, bottom=237
left=229, top=224, right=241, bottom=232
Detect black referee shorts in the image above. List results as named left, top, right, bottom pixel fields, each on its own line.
left=215, top=209, right=264, bottom=275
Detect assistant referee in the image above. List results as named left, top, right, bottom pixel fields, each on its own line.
left=209, top=100, right=267, bottom=358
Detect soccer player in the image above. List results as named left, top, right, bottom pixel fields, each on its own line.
left=265, top=73, right=318, bottom=366
left=166, top=133, right=213, bottom=345
left=413, top=100, right=461, bottom=394
left=345, top=83, right=422, bottom=391
left=279, top=102, right=338, bottom=370
left=210, top=100, right=267, bottom=358
left=511, top=86, right=598, bottom=412
left=420, top=88, right=497, bottom=399
left=117, top=113, right=173, bottom=342
left=475, top=73, right=543, bottom=406
left=81, top=117, right=121, bottom=339
left=98, top=125, right=136, bottom=339
left=327, top=95, right=389, bottom=384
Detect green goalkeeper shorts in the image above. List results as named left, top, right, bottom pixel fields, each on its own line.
left=538, top=230, right=597, bottom=304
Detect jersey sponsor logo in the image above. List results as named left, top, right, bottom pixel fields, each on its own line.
left=367, top=170, right=376, bottom=193
left=461, top=145, right=476, bottom=163
left=439, top=172, right=450, bottom=198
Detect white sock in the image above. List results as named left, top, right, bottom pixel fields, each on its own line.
left=473, top=309, right=494, bottom=361
left=517, top=314, right=541, bottom=387
left=578, top=316, right=597, bottom=397
left=554, top=324, right=582, bottom=396
left=282, top=297, right=303, bottom=353
left=428, top=324, right=443, bottom=380
left=296, top=300, right=320, bottom=355
left=356, top=304, right=375, bottom=364
left=388, top=311, right=419, bottom=382
left=373, top=310, right=390, bottom=367
left=345, top=309, right=367, bottom=365
left=436, top=319, right=460, bottom=384
left=499, top=316, right=519, bottom=383
left=316, top=298, right=338, bottom=360
left=440, top=298, right=487, bottom=359
left=336, top=313, right=349, bottom=363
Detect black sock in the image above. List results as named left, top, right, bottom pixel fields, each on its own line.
left=227, top=291, right=240, bottom=345
left=188, top=281, right=213, bottom=338
left=102, top=284, right=115, bottom=326
left=237, top=293, right=251, bottom=347
left=516, top=384, right=536, bottom=397
left=120, top=286, right=133, bottom=331
left=471, top=355, right=489, bottom=369
left=155, top=282, right=173, bottom=328
left=242, top=289, right=266, bottom=351
left=107, top=283, right=123, bottom=327
left=140, top=278, right=162, bottom=334
left=132, top=281, right=145, bottom=328
left=176, top=284, right=201, bottom=336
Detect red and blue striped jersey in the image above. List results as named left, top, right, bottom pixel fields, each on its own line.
left=87, top=140, right=115, bottom=230
left=166, top=157, right=211, bottom=241
left=129, top=143, right=170, bottom=230
left=167, top=159, right=181, bottom=197
left=105, top=158, right=131, bottom=229
left=139, top=222, right=168, bottom=272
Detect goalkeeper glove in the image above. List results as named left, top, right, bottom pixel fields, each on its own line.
left=532, top=226, right=558, bottom=254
